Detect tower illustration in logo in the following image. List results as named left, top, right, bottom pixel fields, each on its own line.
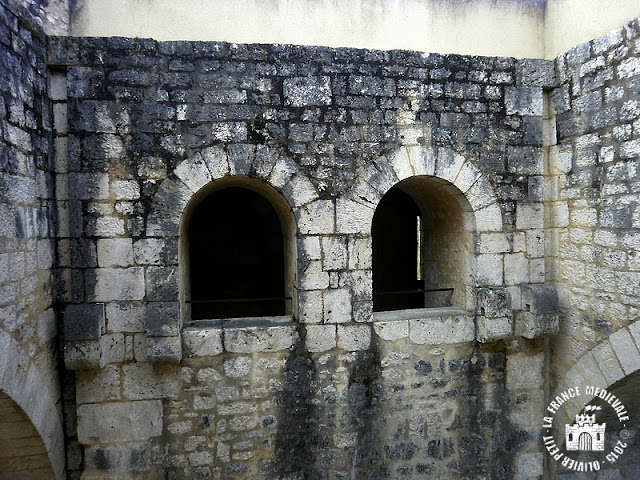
left=565, top=406, right=606, bottom=451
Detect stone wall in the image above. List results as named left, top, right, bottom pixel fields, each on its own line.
left=0, top=1, right=64, bottom=479
left=550, top=18, right=640, bottom=388
left=548, top=17, right=640, bottom=479
left=47, top=35, right=561, bottom=479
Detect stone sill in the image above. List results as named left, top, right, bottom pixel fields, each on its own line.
left=183, top=315, right=298, bottom=356
left=186, top=315, right=296, bottom=330
left=372, top=307, right=477, bottom=344
left=373, top=306, right=468, bottom=322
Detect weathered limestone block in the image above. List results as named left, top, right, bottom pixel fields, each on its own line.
left=324, top=288, right=352, bottom=324
left=97, top=238, right=133, bottom=267
left=146, top=301, right=180, bottom=336
left=223, top=321, right=298, bottom=353
left=64, top=303, right=105, bottom=341
left=305, top=324, right=337, bottom=352
left=592, top=340, right=624, bottom=385
left=105, top=302, right=145, bottom=333
left=516, top=58, right=556, bottom=87
left=101, top=333, right=126, bottom=365
left=183, top=322, right=223, bottom=357
left=146, top=335, right=182, bottom=363
left=85, top=443, right=151, bottom=473
left=64, top=337, right=104, bottom=370
left=515, top=311, right=559, bottom=339
left=90, top=267, right=146, bottom=302
left=505, top=86, right=543, bottom=116
left=146, top=266, right=179, bottom=301
left=409, top=312, right=475, bottom=344
left=298, top=289, right=323, bottom=324
left=372, top=319, right=409, bottom=341
left=506, top=351, right=544, bottom=390
left=337, top=324, right=371, bottom=351
left=475, top=317, right=512, bottom=343
left=296, top=200, right=335, bottom=234
left=336, top=199, right=374, bottom=234
left=521, top=284, right=558, bottom=314
left=609, top=327, right=640, bottom=375
left=76, top=365, right=122, bottom=403
left=122, top=362, right=180, bottom=400
left=77, top=400, right=163, bottom=444
left=283, top=76, right=332, bottom=107
left=133, top=238, right=178, bottom=265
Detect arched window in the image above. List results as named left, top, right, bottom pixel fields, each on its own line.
left=186, top=180, right=294, bottom=320
left=372, top=177, right=473, bottom=313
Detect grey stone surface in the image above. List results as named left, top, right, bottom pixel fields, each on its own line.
left=521, top=284, right=558, bottom=314
left=476, top=316, right=512, bottom=343
left=183, top=323, right=223, bottom=357
left=476, top=288, right=512, bottom=318
left=63, top=303, right=105, bottom=341
left=146, top=301, right=180, bottom=336
left=409, top=314, right=475, bottom=344
left=223, top=322, right=298, bottom=353
left=336, top=324, right=371, bottom=351
left=515, top=312, right=559, bottom=339
left=283, top=76, right=332, bottom=107
left=304, top=324, right=336, bottom=352
left=77, top=400, right=163, bottom=444
left=146, top=335, right=182, bottom=362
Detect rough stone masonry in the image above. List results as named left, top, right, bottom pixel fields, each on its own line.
left=47, top=35, right=559, bottom=479
left=2, top=0, right=640, bottom=478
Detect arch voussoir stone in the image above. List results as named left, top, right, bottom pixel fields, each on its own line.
left=435, top=147, right=466, bottom=184
left=201, top=145, right=231, bottom=179
left=406, top=145, right=436, bottom=176
left=174, top=152, right=213, bottom=193
left=464, top=176, right=498, bottom=212
left=559, top=320, right=640, bottom=420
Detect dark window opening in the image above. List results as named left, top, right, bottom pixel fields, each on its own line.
left=188, top=187, right=286, bottom=320
left=372, top=187, right=425, bottom=312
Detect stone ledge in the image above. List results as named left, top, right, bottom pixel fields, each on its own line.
left=373, top=308, right=475, bottom=345
left=184, top=316, right=298, bottom=355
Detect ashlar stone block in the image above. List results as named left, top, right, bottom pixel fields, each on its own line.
left=505, top=86, right=543, bottom=116
left=592, top=340, right=624, bottom=385
left=283, top=76, right=332, bottom=107
left=64, top=338, right=104, bottom=370
left=336, top=199, right=374, bottom=234
left=506, top=351, right=544, bottom=390
left=106, top=302, right=145, bottom=333
left=610, top=327, right=640, bottom=375
left=97, top=238, right=133, bottom=267
left=146, top=335, right=182, bottom=363
left=183, top=323, right=222, bottom=357
left=321, top=236, right=348, bottom=271
left=515, top=312, right=559, bottom=339
left=296, top=200, right=335, bottom=234
left=372, top=319, right=409, bottom=341
left=476, top=288, right=512, bottom=318
left=146, top=301, right=179, bottom=336
left=409, top=314, right=475, bottom=344
left=64, top=303, right=105, bottom=341
left=91, top=267, right=145, bottom=302
left=77, top=400, right=163, bottom=444
left=122, top=362, right=180, bottom=400
left=337, top=325, right=371, bottom=351
left=476, top=317, right=512, bottom=343
left=224, top=322, right=298, bottom=353
left=305, top=324, right=337, bottom=352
